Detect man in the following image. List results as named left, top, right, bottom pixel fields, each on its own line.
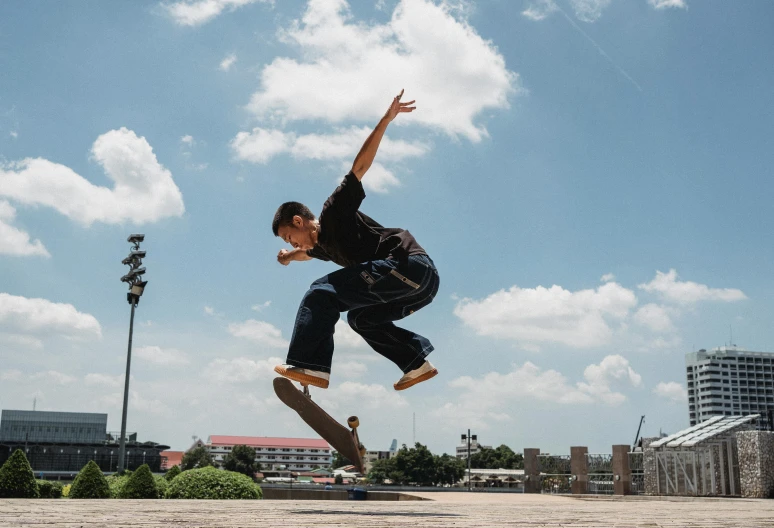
left=272, top=89, right=439, bottom=391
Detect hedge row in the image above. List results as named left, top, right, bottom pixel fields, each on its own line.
left=0, top=450, right=261, bottom=499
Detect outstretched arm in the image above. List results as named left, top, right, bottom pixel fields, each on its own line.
left=351, top=89, right=416, bottom=180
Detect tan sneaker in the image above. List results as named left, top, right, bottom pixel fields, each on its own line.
left=274, top=364, right=330, bottom=389
left=394, top=360, right=437, bottom=391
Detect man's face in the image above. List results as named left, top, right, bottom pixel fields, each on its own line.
left=277, top=216, right=315, bottom=250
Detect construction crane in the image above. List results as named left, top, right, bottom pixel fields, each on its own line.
left=632, top=415, right=645, bottom=451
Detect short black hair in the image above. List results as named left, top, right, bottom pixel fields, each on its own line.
left=272, top=202, right=315, bottom=236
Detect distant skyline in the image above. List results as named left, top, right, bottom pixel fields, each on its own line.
left=2, top=0, right=773, bottom=455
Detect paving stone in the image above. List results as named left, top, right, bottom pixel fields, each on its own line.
left=1, top=492, right=774, bottom=528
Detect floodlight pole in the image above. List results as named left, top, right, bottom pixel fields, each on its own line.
left=117, top=234, right=147, bottom=472
left=117, top=300, right=136, bottom=473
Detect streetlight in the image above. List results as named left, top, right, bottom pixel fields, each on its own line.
left=461, top=430, right=476, bottom=492
left=117, top=234, right=148, bottom=473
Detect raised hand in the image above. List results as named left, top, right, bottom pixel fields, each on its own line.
left=384, top=89, right=416, bottom=122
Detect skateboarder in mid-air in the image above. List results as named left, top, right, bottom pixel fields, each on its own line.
left=272, top=89, right=439, bottom=391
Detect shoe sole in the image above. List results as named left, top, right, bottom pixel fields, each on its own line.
left=274, top=366, right=329, bottom=389
left=393, top=368, right=438, bottom=391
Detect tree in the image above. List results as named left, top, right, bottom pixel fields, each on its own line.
left=434, top=454, right=465, bottom=486
left=69, top=460, right=111, bottom=499
left=181, top=446, right=215, bottom=471
left=470, top=444, right=523, bottom=470
left=331, top=451, right=352, bottom=469
left=0, top=449, right=39, bottom=498
left=120, top=464, right=158, bottom=499
left=367, top=458, right=396, bottom=484
left=392, top=443, right=436, bottom=486
left=334, top=473, right=343, bottom=485
left=223, top=445, right=260, bottom=479
left=164, top=465, right=182, bottom=481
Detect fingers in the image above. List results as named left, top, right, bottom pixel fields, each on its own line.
left=400, top=100, right=415, bottom=106
left=397, top=88, right=404, bottom=100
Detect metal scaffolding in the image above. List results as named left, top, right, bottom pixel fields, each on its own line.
left=649, top=414, right=759, bottom=496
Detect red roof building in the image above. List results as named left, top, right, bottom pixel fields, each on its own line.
left=205, top=435, right=332, bottom=472
left=159, top=450, right=183, bottom=470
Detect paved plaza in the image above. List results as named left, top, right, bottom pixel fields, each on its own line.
left=1, top=493, right=773, bottom=527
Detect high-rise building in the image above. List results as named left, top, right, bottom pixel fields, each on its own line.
left=685, top=346, right=774, bottom=430
left=456, top=435, right=491, bottom=459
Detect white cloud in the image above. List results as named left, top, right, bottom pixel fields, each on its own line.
left=0, top=369, right=23, bottom=381
left=333, top=360, right=367, bottom=379
left=207, top=356, right=283, bottom=382
left=600, top=273, right=615, bottom=283
left=162, top=0, right=271, bottom=27
left=220, top=54, right=237, bottom=71
left=633, top=303, right=675, bottom=333
left=135, top=346, right=190, bottom=366
left=0, top=333, right=43, bottom=349
left=638, top=269, right=747, bottom=305
left=245, top=0, right=517, bottom=142
left=101, top=390, right=169, bottom=414
left=0, top=128, right=184, bottom=226
left=231, top=126, right=427, bottom=192
left=334, top=319, right=364, bottom=349
left=180, top=135, right=195, bottom=145
left=653, top=381, right=687, bottom=403
left=227, top=319, right=289, bottom=348
left=0, top=200, right=49, bottom=257
left=453, top=281, right=637, bottom=348
left=0, top=293, right=102, bottom=341
left=578, top=355, right=642, bottom=405
left=438, top=356, right=640, bottom=429
left=649, top=0, right=687, bottom=9
left=30, top=370, right=76, bottom=385
left=320, top=381, right=407, bottom=412
left=85, top=373, right=125, bottom=388
left=251, top=301, right=271, bottom=312
left=522, top=0, right=558, bottom=20
left=9, top=131, right=18, bottom=139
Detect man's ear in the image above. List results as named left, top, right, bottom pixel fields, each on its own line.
left=292, top=215, right=303, bottom=227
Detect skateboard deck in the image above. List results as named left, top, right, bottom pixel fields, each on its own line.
left=273, top=377, right=366, bottom=474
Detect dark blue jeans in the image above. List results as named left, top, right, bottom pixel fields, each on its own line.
left=286, top=254, right=439, bottom=374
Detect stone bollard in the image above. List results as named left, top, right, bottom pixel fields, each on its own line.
left=523, top=448, right=541, bottom=494
left=612, top=444, right=631, bottom=496
left=737, top=431, right=774, bottom=498
left=570, top=446, right=588, bottom=495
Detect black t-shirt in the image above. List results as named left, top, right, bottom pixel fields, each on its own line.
left=306, top=171, right=426, bottom=267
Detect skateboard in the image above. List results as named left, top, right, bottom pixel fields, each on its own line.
left=272, top=377, right=366, bottom=474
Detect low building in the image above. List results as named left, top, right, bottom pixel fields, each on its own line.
left=363, top=450, right=395, bottom=473
left=462, top=468, right=524, bottom=488
left=160, top=450, right=183, bottom=470
left=205, top=435, right=332, bottom=471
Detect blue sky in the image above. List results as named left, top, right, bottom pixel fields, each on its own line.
left=1, top=0, right=772, bottom=456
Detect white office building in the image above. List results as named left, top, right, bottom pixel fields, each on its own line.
left=205, top=435, right=332, bottom=471
left=456, top=435, right=491, bottom=459
left=686, top=346, right=774, bottom=431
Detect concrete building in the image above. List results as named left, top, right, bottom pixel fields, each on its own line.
left=686, top=346, right=774, bottom=430
left=363, top=450, right=396, bottom=473
left=456, top=435, right=491, bottom=459
left=0, top=410, right=168, bottom=476
left=0, top=410, right=107, bottom=443
left=205, top=436, right=332, bottom=471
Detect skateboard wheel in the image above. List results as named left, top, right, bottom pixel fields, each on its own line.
left=347, top=416, right=359, bottom=429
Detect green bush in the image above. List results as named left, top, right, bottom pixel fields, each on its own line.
left=120, top=464, right=157, bottom=499
left=69, top=460, right=111, bottom=499
left=0, top=449, right=40, bottom=498
left=165, top=467, right=262, bottom=500
left=164, top=465, right=181, bottom=481
left=107, top=471, right=132, bottom=498
left=154, top=475, right=169, bottom=498
left=36, top=480, right=63, bottom=498
left=62, top=484, right=71, bottom=497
